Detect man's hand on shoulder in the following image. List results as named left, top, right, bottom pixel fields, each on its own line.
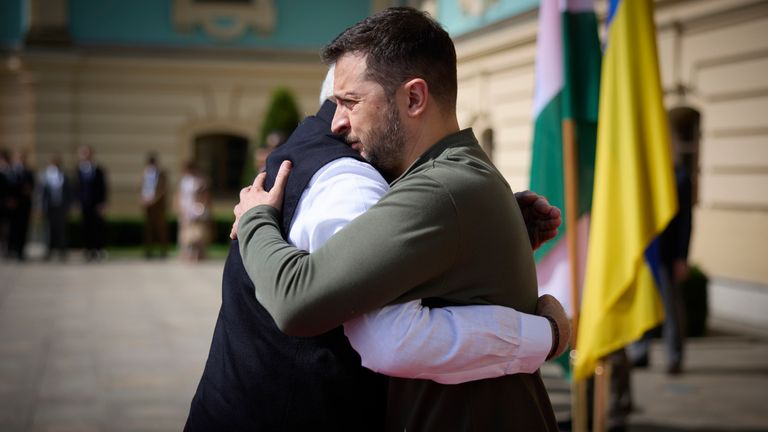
left=515, top=190, right=561, bottom=251
left=536, top=294, right=571, bottom=360
left=230, top=160, right=292, bottom=239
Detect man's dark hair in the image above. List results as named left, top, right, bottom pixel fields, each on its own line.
left=321, top=7, right=457, bottom=111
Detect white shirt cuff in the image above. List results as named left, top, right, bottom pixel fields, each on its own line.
left=515, top=313, right=552, bottom=373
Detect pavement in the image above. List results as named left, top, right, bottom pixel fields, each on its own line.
left=1, top=255, right=767, bottom=432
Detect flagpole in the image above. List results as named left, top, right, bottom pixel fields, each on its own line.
left=563, top=119, right=589, bottom=432
left=562, top=119, right=580, bottom=347
left=593, top=359, right=611, bottom=432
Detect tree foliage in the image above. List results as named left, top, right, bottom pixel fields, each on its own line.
left=259, top=87, right=301, bottom=148
left=242, top=87, right=301, bottom=184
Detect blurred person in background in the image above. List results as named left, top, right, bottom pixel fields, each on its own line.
left=6, top=149, right=34, bottom=261
left=255, top=131, right=287, bottom=172
left=0, top=150, right=11, bottom=255
left=629, top=140, right=693, bottom=375
left=177, top=161, right=210, bottom=262
left=140, top=153, right=168, bottom=259
left=76, top=145, right=108, bottom=262
left=41, top=154, right=72, bottom=261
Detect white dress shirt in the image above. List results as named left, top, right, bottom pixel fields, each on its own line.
left=44, top=165, right=65, bottom=206
left=141, top=166, right=159, bottom=201
left=287, top=157, right=551, bottom=384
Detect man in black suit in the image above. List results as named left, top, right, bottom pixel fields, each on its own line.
left=630, top=150, right=693, bottom=375
left=77, top=145, right=108, bottom=261
left=0, top=150, right=9, bottom=255
left=6, top=150, right=34, bottom=261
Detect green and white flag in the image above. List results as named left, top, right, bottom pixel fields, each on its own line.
left=530, top=0, right=601, bottom=315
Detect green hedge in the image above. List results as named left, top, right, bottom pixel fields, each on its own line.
left=682, top=265, right=709, bottom=337
left=66, top=216, right=234, bottom=248
left=644, top=265, right=709, bottom=338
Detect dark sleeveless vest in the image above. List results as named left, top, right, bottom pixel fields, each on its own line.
left=185, top=100, right=386, bottom=431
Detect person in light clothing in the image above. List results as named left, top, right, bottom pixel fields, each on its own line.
left=177, top=161, right=210, bottom=262
left=41, top=154, right=72, bottom=260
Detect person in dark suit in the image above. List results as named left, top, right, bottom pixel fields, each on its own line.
left=655, top=161, right=693, bottom=375
left=630, top=157, right=693, bottom=375
left=41, top=154, right=72, bottom=260
left=6, top=150, right=34, bottom=261
left=0, top=150, right=11, bottom=255
left=76, top=145, right=108, bottom=261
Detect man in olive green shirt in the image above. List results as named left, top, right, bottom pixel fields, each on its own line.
left=234, top=7, right=559, bottom=431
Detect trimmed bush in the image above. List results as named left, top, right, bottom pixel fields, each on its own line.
left=242, top=87, right=301, bottom=184
left=682, top=265, right=709, bottom=337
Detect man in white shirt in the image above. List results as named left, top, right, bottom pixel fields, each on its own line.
left=185, top=67, right=567, bottom=431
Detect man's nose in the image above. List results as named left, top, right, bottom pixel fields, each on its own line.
left=331, top=107, right=350, bottom=136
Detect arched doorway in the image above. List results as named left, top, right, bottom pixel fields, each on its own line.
left=193, top=133, right=249, bottom=199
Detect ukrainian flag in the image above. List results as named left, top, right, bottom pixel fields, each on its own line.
left=574, top=0, right=678, bottom=381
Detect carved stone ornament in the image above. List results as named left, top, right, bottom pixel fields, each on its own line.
left=459, top=0, right=499, bottom=17
left=173, top=0, right=276, bottom=41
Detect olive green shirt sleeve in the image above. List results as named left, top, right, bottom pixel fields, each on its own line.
left=238, top=175, right=459, bottom=337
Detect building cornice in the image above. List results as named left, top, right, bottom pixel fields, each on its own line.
left=2, top=43, right=323, bottom=65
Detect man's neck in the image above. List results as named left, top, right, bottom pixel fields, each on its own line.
left=395, top=111, right=460, bottom=177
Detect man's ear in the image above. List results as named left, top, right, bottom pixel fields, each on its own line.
left=402, top=78, right=428, bottom=118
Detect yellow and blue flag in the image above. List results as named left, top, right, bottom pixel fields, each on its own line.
left=574, top=0, right=678, bottom=381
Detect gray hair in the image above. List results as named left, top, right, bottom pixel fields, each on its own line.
left=319, top=63, right=335, bottom=106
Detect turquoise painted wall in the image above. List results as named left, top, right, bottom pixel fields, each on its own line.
left=69, top=0, right=370, bottom=50
left=2, top=1, right=542, bottom=50
left=436, top=0, right=538, bottom=37
left=0, top=0, right=27, bottom=47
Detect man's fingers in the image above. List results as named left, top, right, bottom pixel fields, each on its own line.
left=273, top=160, right=292, bottom=190
left=269, top=160, right=292, bottom=206
left=230, top=162, right=291, bottom=216
left=532, top=196, right=553, bottom=215
left=239, top=187, right=251, bottom=202
left=515, top=190, right=538, bottom=206
left=539, top=218, right=561, bottom=230
left=252, top=172, right=267, bottom=189
left=532, top=196, right=561, bottom=230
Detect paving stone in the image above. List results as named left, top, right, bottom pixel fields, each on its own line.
left=1, top=258, right=767, bottom=432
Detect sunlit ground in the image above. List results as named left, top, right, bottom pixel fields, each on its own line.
left=1, top=256, right=766, bottom=432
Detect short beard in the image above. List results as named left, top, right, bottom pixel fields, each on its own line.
left=363, top=101, right=406, bottom=180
